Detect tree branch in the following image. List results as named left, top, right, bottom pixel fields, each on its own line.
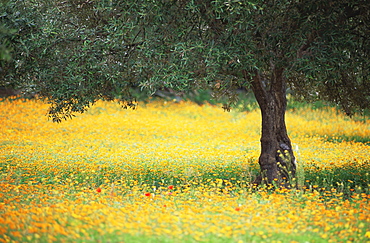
left=248, top=69, right=267, bottom=108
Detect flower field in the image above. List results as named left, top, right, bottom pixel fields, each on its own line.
left=0, top=98, right=369, bottom=243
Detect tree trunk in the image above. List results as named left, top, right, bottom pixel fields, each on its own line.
left=248, top=68, right=297, bottom=188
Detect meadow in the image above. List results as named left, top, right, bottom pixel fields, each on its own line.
left=0, top=97, right=369, bottom=243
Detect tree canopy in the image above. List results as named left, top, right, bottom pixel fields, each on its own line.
left=2, top=0, right=369, bottom=120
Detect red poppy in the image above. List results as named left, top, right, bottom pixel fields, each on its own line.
left=168, top=185, right=174, bottom=190
left=235, top=207, right=241, bottom=211
left=96, top=188, right=102, bottom=193
left=144, top=192, right=151, bottom=197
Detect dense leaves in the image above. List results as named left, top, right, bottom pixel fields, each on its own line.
left=1, top=0, right=369, bottom=119
left=291, top=0, right=370, bottom=115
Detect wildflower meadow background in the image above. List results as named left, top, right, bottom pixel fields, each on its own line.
left=0, top=97, right=369, bottom=243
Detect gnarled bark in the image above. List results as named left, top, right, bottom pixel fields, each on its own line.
left=249, top=68, right=297, bottom=188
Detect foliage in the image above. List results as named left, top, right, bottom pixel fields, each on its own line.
left=1, top=0, right=369, bottom=120
left=0, top=0, right=17, bottom=61
left=0, top=98, right=369, bottom=242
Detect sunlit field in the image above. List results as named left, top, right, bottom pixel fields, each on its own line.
left=1, top=97, right=369, bottom=243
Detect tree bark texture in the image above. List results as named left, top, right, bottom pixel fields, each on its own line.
left=249, top=68, right=297, bottom=187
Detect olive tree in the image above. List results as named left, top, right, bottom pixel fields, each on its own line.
left=2, top=0, right=369, bottom=186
